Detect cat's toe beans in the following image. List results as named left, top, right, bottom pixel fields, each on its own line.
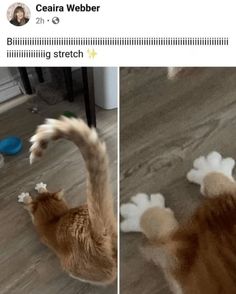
left=188, top=152, right=235, bottom=187
left=131, top=193, right=149, bottom=207
left=131, top=193, right=165, bottom=211
left=120, top=220, right=130, bottom=232
left=35, top=182, right=47, bottom=193
left=121, top=218, right=141, bottom=232
left=120, top=203, right=139, bottom=218
left=187, top=169, right=202, bottom=184
left=150, top=193, right=165, bottom=208
left=206, top=151, right=222, bottom=166
left=17, top=192, right=30, bottom=203
left=193, top=156, right=207, bottom=169
left=221, top=158, right=235, bottom=173
left=120, top=193, right=166, bottom=233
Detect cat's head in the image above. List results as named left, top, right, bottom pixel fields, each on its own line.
left=24, top=191, right=68, bottom=224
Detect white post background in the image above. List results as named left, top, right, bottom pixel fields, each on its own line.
left=0, top=0, right=235, bottom=66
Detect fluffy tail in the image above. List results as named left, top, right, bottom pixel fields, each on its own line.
left=30, top=116, right=116, bottom=235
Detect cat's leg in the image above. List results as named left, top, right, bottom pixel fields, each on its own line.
left=121, top=193, right=180, bottom=291
left=187, top=151, right=236, bottom=197
left=120, top=193, right=178, bottom=240
left=18, top=192, right=32, bottom=204
left=140, top=206, right=178, bottom=241
left=18, top=192, right=34, bottom=214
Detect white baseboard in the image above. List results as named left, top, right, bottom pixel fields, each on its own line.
left=0, top=94, right=32, bottom=114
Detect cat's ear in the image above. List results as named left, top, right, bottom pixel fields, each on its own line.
left=54, top=190, right=64, bottom=200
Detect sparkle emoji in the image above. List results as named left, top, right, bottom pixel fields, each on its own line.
left=87, top=49, right=97, bottom=59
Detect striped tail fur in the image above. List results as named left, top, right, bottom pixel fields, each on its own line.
left=29, top=116, right=116, bottom=235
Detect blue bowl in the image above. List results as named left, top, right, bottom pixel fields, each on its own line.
left=0, top=136, right=23, bottom=155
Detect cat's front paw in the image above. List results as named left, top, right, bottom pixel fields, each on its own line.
left=120, top=193, right=165, bottom=232
left=35, top=182, right=47, bottom=193
left=187, top=151, right=235, bottom=192
left=18, top=192, right=32, bottom=204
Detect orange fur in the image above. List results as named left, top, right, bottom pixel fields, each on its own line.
left=171, top=193, right=236, bottom=294
left=141, top=173, right=236, bottom=293
left=23, top=117, right=117, bottom=285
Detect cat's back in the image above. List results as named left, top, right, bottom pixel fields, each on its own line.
left=57, top=205, right=91, bottom=242
left=173, top=194, right=236, bottom=294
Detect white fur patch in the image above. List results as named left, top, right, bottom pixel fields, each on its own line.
left=18, top=192, right=30, bottom=203
left=187, top=151, right=235, bottom=192
left=68, top=273, right=108, bottom=286
left=167, top=67, right=182, bottom=79
left=29, top=153, right=37, bottom=165
left=120, top=193, right=165, bottom=232
left=35, top=182, right=47, bottom=193
left=29, top=142, right=39, bottom=152
left=89, top=128, right=98, bottom=143
left=45, top=118, right=57, bottom=126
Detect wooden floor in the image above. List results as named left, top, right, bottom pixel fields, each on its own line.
left=0, top=96, right=117, bottom=294
left=120, top=67, right=236, bottom=294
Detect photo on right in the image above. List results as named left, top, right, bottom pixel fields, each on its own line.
left=120, top=67, right=236, bottom=294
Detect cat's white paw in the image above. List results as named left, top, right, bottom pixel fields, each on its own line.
left=18, top=192, right=30, bottom=203
left=35, top=182, right=47, bottom=193
left=187, top=151, right=235, bottom=192
left=120, top=193, right=165, bottom=233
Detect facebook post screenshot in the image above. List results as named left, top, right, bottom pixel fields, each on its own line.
left=0, top=1, right=236, bottom=294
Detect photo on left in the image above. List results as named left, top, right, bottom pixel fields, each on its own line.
left=0, top=67, right=118, bottom=294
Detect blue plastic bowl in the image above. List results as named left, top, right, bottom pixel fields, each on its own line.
left=0, top=136, right=23, bottom=155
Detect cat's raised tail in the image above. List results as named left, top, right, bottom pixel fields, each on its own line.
left=29, top=116, right=116, bottom=235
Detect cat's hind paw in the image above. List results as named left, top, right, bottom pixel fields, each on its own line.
left=35, top=182, right=47, bottom=193
left=187, top=151, right=235, bottom=191
left=120, top=193, right=165, bottom=232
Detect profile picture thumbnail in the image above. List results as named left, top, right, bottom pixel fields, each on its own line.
left=7, top=3, right=30, bottom=26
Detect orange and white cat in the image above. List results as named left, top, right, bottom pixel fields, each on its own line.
left=121, top=151, right=236, bottom=293
left=18, top=117, right=117, bottom=285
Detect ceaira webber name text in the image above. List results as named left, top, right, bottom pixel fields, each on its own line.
left=36, top=4, right=100, bottom=12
